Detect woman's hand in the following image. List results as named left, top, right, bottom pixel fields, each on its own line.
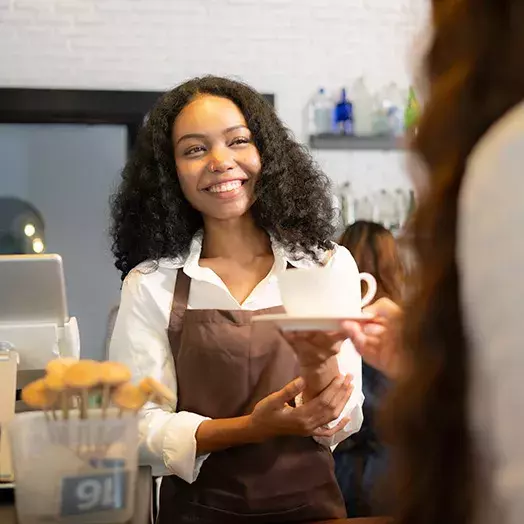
left=341, top=297, right=403, bottom=379
left=281, top=331, right=346, bottom=400
left=282, top=330, right=346, bottom=367
left=249, top=374, right=353, bottom=440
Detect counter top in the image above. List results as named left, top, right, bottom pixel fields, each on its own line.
left=310, top=517, right=393, bottom=524
left=1, top=471, right=391, bottom=524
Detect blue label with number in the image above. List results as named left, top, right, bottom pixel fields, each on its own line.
left=61, top=469, right=128, bottom=516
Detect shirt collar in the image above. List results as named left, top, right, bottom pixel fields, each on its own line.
left=157, top=230, right=331, bottom=277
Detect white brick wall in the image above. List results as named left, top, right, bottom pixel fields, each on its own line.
left=0, top=0, right=428, bottom=195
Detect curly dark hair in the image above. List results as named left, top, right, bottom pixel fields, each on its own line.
left=383, top=1, right=524, bottom=524
left=110, top=76, right=335, bottom=279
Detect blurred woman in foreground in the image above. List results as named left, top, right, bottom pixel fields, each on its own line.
left=343, top=1, right=524, bottom=522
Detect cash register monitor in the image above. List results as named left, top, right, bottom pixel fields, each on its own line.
left=0, top=254, right=79, bottom=483
left=0, top=254, right=68, bottom=323
left=0, top=254, right=78, bottom=372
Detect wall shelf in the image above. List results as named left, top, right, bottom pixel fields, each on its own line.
left=309, top=134, right=404, bottom=151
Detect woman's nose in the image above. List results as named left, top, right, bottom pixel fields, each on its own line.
left=208, top=147, right=235, bottom=173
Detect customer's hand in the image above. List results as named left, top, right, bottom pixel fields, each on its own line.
left=250, top=374, right=353, bottom=439
left=341, top=297, right=403, bottom=379
left=282, top=330, right=346, bottom=367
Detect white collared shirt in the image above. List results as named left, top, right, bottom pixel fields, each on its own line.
left=109, top=233, right=364, bottom=483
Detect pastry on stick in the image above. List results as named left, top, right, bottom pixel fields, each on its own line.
left=45, top=357, right=77, bottom=376
left=99, top=361, right=132, bottom=417
left=45, top=372, right=71, bottom=420
left=63, top=360, right=102, bottom=419
left=138, top=377, right=175, bottom=406
left=112, top=383, right=147, bottom=416
left=21, top=379, right=59, bottom=420
left=45, top=372, right=65, bottom=391
left=45, top=358, right=78, bottom=419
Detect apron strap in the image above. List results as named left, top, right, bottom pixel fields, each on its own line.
left=167, top=270, right=191, bottom=359
left=174, top=269, right=191, bottom=310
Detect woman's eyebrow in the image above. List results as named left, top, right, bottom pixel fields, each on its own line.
left=176, top=125, right=249, bottom=145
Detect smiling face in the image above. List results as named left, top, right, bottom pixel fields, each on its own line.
left=172, top=95, right=262, bottom=222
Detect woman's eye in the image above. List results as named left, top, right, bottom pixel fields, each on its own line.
left=185, top=145, right=206, bottom=156
left=230, top=137, right=250, bottom=146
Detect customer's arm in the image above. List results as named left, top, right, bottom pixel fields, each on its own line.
left=341, top=297, right=403, bottom=380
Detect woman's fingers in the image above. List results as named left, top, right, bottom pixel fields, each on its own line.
left=308, top=381, right=354, bottom=428
left=264, top=377, right=305, bottom=410
left=312, top=416, right=350, bottom=438
left=294, top=374, right=353, bottom=429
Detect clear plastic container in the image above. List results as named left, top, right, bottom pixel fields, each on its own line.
left=352, top=77, right=375, bottom=137
left=309, top=87, right=334, bottom=135
left=8, top=409, right=138, bottom=524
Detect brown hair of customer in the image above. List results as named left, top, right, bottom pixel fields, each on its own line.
left=339, top=220, right=404, bottom=303
left=384, top=1, right=524, bottom=524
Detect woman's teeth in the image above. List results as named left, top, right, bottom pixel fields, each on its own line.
left=207, top=180, right=243, bottom=193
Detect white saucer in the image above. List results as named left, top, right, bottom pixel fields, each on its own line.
left=252, top=313, right=374, bottom=332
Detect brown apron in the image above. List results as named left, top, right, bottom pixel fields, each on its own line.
left=158, top=269, right=346, bottom=523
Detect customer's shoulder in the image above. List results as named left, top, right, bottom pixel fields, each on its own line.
left=462, top=101, right=524, bottom=223
left=469, top=100, right=524, bottom=171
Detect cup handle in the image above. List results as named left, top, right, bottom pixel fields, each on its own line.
left=360, top=272, right=377, bottom=308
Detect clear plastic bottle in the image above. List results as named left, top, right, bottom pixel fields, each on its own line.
left=394, top=188, right=410, bottom=228
left=331, top=191, right=344, bottom=232
left=372, top=93, right=390, bottom=136
left=309, top=88, right=334, bottom=135
left=352, top=77, right=375, bottom=137
left=339, top=182, right=355, bottom=226
left=354, top=194, right=375, bottom=221
left=382, top=82, right=405, bottom=137
left=374, top=189, right=397, bottom=230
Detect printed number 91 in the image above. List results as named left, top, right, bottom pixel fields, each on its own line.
left=76, top=477, right=114, bottom=511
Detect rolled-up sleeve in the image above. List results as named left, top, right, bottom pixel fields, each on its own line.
left=109, top=269, right=210, bottom=482
left=307, top=242, right=365, bottom=448
left=312, top=338, right=364, bottom=448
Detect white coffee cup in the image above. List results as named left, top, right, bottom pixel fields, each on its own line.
left=277, top=265, right=377, bottom=318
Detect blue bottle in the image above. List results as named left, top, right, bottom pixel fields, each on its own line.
left=335, top=88, right=353, bottom=135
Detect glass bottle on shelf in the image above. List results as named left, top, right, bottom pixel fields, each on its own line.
left=354, top=194, right=374, bottom=222
left=382, top=82, right=405, bottom=137
left=372, top=94, right=390, bottom=136
left=331, top=191, right=344, bottom=232
left=335, top=88, right=353, bottom=135
left=404, top=86, right=420, bottom=133
left=374, top=189, right=398, bottom=231
left=340, top=182, right=355, bottom=226
left=394, top=188, right=410, bottom=229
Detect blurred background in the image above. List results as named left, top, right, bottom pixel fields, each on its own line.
left=0, top=0, right=427, bottom=360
